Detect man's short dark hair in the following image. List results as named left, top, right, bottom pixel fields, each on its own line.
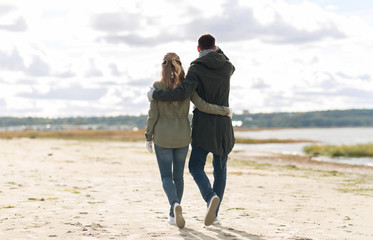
left=198, top=34, right=215, bottom=50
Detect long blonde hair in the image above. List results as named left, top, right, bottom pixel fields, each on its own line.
left=161, top=52, right=185, bottom=90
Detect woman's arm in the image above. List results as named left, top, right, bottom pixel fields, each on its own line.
left=190, top=91, right=230, bottom=116
left=145, top=99, right=159, bottom=142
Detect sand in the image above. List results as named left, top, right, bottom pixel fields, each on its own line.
left=0, top=138, right=372, bottom=240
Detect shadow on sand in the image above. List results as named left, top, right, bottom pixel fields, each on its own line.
left=179, top=223, right=266, bottom=240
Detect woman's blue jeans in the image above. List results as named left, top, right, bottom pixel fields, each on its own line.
left=154, top=144, right=189, bottom=217
left=188, top=146, right=227, bottom=217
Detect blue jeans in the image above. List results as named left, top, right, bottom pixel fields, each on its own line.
left=154, top=144, right=189, bottom=217
left=188, top=146, right=227, bottom=217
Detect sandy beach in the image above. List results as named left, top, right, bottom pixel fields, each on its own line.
left=1, top=138, right=373, bottom=240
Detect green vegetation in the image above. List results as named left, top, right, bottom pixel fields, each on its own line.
left=235, top=138, right=313, bottom=144
left=234, top=109, right=373, bottom=128
left=0, top=115, right=147, bottom=129
left=1, top=109, right=373, bottom=129
left=303, top=144, right=373, bottom=157
left=0, top=129, right=145, bottom=141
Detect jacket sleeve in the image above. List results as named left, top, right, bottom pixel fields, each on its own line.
left=145, top=99, right=159, bottom=142
left=152, top=73, right=199, bottom=102
left=190, top=91, right=230, bottom=116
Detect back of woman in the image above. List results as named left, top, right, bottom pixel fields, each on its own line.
left=150, top=81, right=191, bottom=148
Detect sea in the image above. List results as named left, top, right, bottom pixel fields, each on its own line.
left=233, top=127, right=373, bottom=167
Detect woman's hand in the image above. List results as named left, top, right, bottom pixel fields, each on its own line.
left=145, top=140, right=153, bottom=153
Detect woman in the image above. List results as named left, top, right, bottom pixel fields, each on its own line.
left=145, top=52, right=230, bottom=228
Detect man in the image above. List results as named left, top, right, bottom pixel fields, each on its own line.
left=147, top=33, right=235, bottom=226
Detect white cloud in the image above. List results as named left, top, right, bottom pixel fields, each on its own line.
left=0, top=48, right=25, bottom=71
left=0, top=0, right=373, bottom=117
left=18, top=84, right=107, bottom=101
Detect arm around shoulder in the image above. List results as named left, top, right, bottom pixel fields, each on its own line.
left=152, top=74, right=198, bottom=102
left=190, top=91, right=230, bottom=116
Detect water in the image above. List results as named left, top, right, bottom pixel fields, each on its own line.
left=233, top=127, right=373, bottom=167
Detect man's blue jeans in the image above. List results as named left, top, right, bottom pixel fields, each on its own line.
left=188, top=146, right=227, bottom=216
left=154, top=144, right=189, bottom=217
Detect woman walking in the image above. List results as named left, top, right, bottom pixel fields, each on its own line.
left=145, top=52, right=230, bottom=228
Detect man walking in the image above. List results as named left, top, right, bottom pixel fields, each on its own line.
left=147, top=33, right=235, bottom=226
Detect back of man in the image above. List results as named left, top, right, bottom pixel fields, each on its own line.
left=187, top=48, right=235, bottom=156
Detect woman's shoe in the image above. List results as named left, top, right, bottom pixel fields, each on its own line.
left=173, top=203, right=185, bottom=229
left=168, top=215, right=176, bottom=225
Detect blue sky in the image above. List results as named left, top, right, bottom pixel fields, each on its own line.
left=1, top=0, right=373, bottom=117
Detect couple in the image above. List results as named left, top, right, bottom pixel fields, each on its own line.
left=145, top=33, right=235, bottom=229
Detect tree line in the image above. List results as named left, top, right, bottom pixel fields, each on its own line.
left=1, top=109, right=373, bottom=129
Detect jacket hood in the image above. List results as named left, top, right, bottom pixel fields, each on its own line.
left=191, top=51, right=228, bottom=70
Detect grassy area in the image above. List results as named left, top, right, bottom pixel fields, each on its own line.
left=235, top=137, right=312, bottom=144
left=0, top=129, right=145, bottom=141
left=1, top=129, right=313, bottom=144
left=303, top=144, right=373, bottom=157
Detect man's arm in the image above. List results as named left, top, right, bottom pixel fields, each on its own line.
left=149, top=73, right=199, bottom=102
left=190, top=91, right=230, bottom=116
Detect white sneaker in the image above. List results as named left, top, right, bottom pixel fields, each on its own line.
left=214, top=217, right=220, bottom=224
left=168, top=215, right=176, bottom=225
left=173, top=203, right=185, bottom=229
left=204, top=195, right=220, bottom=226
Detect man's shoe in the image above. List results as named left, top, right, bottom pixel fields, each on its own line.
left=168, top=215, right=176, bottom=225
left=204, top=195, right=220, bottom=226
left=173, top=203, right=185, bottom=229
left=214, top=217, right=220, bottom=224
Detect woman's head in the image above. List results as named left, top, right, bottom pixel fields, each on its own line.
left=161, top=52, right=185, bottom=89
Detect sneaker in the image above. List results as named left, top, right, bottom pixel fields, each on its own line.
left=214, top=217, right=220, bottom=224
left=173, top=203, right=185, bottom=229
left=204, top=195, right=220, bottom=226
left=168, top=215, right=176, bottom=225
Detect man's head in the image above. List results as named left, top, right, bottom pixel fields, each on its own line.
left=198, top=33, right=216, bottom=52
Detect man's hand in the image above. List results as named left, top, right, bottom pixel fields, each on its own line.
left=147, top=87, right=155, bottom=101
left=228, top=107, right=233, bottom=119
left=145, top=140, right=153, bottom=153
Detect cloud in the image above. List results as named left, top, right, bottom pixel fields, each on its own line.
left=0, top=49, right=25, bottom=71
left=0, top=98, right=6, bottom=107
left=296, top=88, right=373, bottom=99
left=91, top=12, right=140, bottom=33
left=0, top=4, right=16, bottom=15
left=25, top=56, right=51, bottom=77
left=336, top=72, right=372, bottom=81
left=185, top=1, right=346, bottom=45
left=252, top=79, right=270, bottom=89
left=16, top=78, right=38, bottom=84
left=100, top=32, right=183, bottom=46
left=85, top=68, right=103, bottom=77
left=0, top=17, right=27, bottom=32
left=54, top=71, right=75, bottom=78
left=359, top=74, right=371, bottom=81
left=94, top=0, right=346, bottom=47
left=108, top=63, right=121, bottom=76
left=18, top=84, right=107, bottom=101
left=0, top=4, right=27, bottom=32
left=336, top=71, right=353, bottom=79
left=85, top=59, right=103, bottom=77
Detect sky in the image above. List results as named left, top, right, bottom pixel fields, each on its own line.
left=1, top=0, right=373, bottom=117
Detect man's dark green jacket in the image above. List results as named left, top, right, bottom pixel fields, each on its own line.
left=152, top=48, right=235, bottom=156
